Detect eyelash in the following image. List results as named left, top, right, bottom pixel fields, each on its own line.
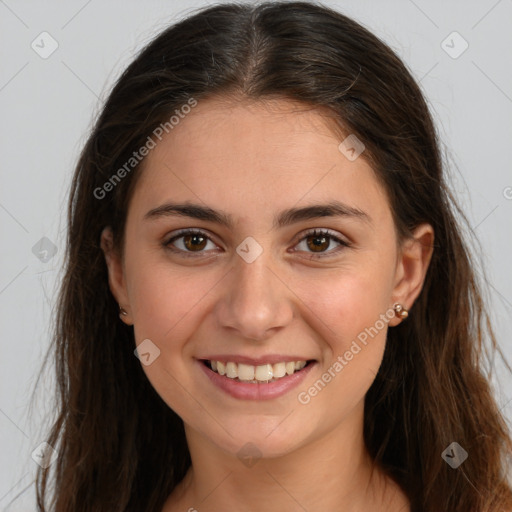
left=164, top=228, right=351, bottom=259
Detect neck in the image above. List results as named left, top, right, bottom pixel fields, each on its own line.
left=163, top=402, right=406, bottom=511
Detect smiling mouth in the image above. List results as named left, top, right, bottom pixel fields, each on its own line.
left=201, top=359, right=315, bottom=383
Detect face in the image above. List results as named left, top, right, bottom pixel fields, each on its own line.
left=103, top=97, right=432, bottom=460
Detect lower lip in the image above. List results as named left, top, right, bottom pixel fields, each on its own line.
left=197, top=360, right=317, bottom=400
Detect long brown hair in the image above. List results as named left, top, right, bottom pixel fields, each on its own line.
left=32, top=2, right=512, bottom=511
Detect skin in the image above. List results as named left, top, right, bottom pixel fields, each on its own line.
left=101, top=96, right=434, bottom=511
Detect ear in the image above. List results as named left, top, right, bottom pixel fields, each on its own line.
left=100, top=227, right=132, bottom=323
left=388, top=223, right=434, bottom=326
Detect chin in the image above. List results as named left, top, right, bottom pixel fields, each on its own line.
left=202, top=419, right=311, bottom=462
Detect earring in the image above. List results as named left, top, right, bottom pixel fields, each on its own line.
left=393, top=303, right=409, bottom=319
left=119, top=304, right=128, bottom=317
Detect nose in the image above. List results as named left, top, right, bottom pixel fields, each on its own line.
left=215, top=250, right=294, bottom=342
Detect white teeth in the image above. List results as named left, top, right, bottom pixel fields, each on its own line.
left=238, top=363, right=255, bottom=381
left=255, top=364, right=273, bottom=381
left=226, top=362, right=237, bottom=378
left=273, top=362, right=286, bottom=378
left=295, top=361, right=306, bottom=370
left=285, top=362, right=295, bottom=375
left=207, top=359, right=309, bottom=382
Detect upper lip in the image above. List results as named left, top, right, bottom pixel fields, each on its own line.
left=198, top=355, right=315, bottom=366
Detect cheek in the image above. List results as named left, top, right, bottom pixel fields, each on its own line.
left=124, top=259, right=212, bottom=421
left=288, top=263, right=394, bottom=407
left=294, top=273, right=391, bottom=416
left=127, top=261, right=215, bottom=343
left=291, top=264, right=394, bottom=347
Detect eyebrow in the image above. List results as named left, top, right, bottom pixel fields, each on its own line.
left=143, top=200, right=371, bottom=229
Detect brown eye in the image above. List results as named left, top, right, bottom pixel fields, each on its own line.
left=165, top=228, right=350, bottom=259
left=305, top=233, right=330, bottom=253
left=165, top=230, right=216, bottom=256
left=294, top=229, right=350, bottom=258
left=182, top=233, right=208, bottom=251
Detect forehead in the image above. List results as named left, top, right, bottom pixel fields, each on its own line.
left=129, top=97, right=390, bottom=227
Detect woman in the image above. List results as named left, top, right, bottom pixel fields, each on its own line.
left=35, top=2, right=512, bottom=511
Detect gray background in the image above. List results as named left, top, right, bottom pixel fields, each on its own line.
left=1, top=0, right=511, bottom=508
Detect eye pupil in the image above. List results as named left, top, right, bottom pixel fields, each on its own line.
left=307, top=235, right=329, bottom=252
left=184, top=234, right=207, bottom=251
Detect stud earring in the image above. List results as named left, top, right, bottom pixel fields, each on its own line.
left=393, top=303, right=409, bottom=319
left=119, top=304, right=128, bottom=317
